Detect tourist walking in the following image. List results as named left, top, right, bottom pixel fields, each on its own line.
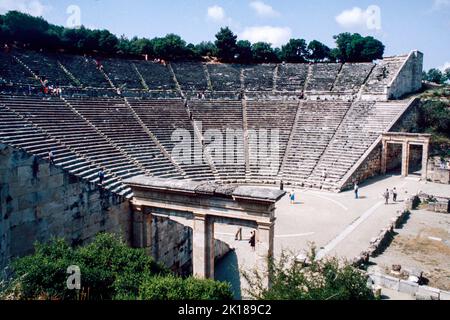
left=392, top=187, right=398, bottom=202
left=289, top=190, right=295, bottom=204
left=354, top=182, right=359, bottom=199
left=383, top=189, right=390, bottom=205
left=249, top=231, right=256, bottom=251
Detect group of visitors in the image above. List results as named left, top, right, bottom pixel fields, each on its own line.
left=41, top=80, right=62, bottom=96
left=382, top=187, right=398, bottom=205
left=234, top=228, right=256, bottom=251
left=354, top=181, right=399, bottom=204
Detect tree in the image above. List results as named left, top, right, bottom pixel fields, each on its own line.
left=280, top=39, right=308, bottom=63
left=424, top=68, right=445, bottom=84
left=444, top=68, right=450, bottom=83
left=235, top=40, right=252, bottom=64
left=243, top=248, right=375, bottom=300
left=251, top=42, right=279, bottom=63
left=333, top=33, right=384, bottom=62
left=215, top=27, right=237, bottom=62
left=307, top=40, right=331, bottom=62
left=0, top=234, right=232, bottom=300
left=152, top=34, right=191, bottom=61
left=139, top=275, right=233, bottom=300
left=195, top=41, right=217, bottom=57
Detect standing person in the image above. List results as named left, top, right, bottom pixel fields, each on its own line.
left=354, top=182, right=359, bottom=199
left=249, top=231, right=256, bottom=251
left=98, top=169, right=105, bottom=185
left=235, top=227, right=242, bottom=241
left=280, top=180, right=284, bottom=191
left=289, top=190, right=295, bottom=205
left=383, top=189, right=390, bottom=205
left=392, top=187, right=398, bottom=202
left=48, top=150, right=55, bottom=165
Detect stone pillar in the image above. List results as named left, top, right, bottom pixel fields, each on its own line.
left=193, top=213, right=215, bottom=279
left=256, top=221, right=275, bottom=288
left=381, top=140, right=388, bottom=175
left=421, top=142, right=429, bottom=180
left=401, top=142, right=410, bottom=177
left=132, top=204, right=144, bottom=248
left=142, top=211, right=152, bottom=256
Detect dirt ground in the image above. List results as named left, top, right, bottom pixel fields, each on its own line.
left=370, top=210, right=450, bottom=290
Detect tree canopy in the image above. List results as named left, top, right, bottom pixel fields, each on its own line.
left=333, top=33, right=384, bottom=62
left=0, top=233, right=232, bottom=300
left=243, top=248, right=375, bottom=300
left=1, top=10, right=389, bottom=64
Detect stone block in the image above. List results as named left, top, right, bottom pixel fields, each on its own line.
left=379, top=274, right=400, bottom=291
left=440, top=290, right=450, bottom=300
left=47, top=174, right=64, bottom=189
left=399, top=280, right=419, bottom=295
left=416, top=286, right=440, bottom=300
left=17, top=166, right=34, bottom=184
left=18, top=192, right=38, bottom=211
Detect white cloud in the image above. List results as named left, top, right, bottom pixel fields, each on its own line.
left=0, top=0, right=50, bottom=17
left=249, top=1, right=280, bottom=18
left=335, top=6, right=382, bottom=30
left=239, top=26, right=292, bottom=47
left=439, top=61, right=450, bottom=71
left=432, top=0, right=450, bottom=11
left=207, top=5, right=226, bottom=22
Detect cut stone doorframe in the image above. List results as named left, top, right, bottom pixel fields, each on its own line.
left=124, top=176, right=285, bottom=284
left=381, top=133, right=431, bottom=179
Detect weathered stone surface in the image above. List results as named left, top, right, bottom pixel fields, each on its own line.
left=0, top=144, right=131, bottom=269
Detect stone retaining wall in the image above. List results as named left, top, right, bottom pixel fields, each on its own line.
left=0, top=143, right=132, bottom=270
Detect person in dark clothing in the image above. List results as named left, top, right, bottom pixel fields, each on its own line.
left=392, top=187, right=398, bottom=202
left=249, top=231, right=256, bottom=251
left=280, top=180, right=284, bottom=191
left=48, top=150, right=55, bottom=165
left=98, top=169, right=105, bottom=185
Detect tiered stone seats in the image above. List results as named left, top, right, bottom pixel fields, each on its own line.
left=14, top=50, right=76, bottom=87
left=0, top=52, right=40, bottom=85
left=0, top=98, right=130, bottom=196
left=0, top=95, right=144, bottom=192
left=247, top=101, right=298, bottom=181
left=172, top=62, right=208, bottom=92
left=306, top=63, right=342, bottom=91
left=134, top=61, right=177, bottom=91
left=307, top=101, right=406, bottom=190
left=276, top=64, right=308, bottom=92
left=190, top=100, right=245, bottom=182
left=333, top=63, right=374, bottom=92
left=282, top=101, right=352, bottom=184
left=362, top=56, right=407, bottom=94
left=207, top=64, right=242, bottom=91
left=58, top=55, right=111, bottom=88
left=66, top=97, right=181, bottom=179
left=128, top=99, right=215, bottom=180
left=244, top=64, right=276, bottom=91
left=103, top=59, right=144, bottom=90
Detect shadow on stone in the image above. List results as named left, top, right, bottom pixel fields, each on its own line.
left=214, top=250, right=242, bottom=300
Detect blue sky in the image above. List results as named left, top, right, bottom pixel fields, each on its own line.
left=1, top=0, right=449, bottom=70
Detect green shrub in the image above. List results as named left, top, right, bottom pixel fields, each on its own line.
left=138, top=275, right=233, bottom=300
left=2, top=234, right=167, bottom=300
left=243, top=248, right=374, bottom=300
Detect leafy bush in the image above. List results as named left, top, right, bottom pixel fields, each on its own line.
left=139, top=275, right=233, bottom=300
left=1, top=233, right=232, bottom=300
left=2, top=234, right=167, bottom=300
left=243, top=248, right=374, bottom=300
